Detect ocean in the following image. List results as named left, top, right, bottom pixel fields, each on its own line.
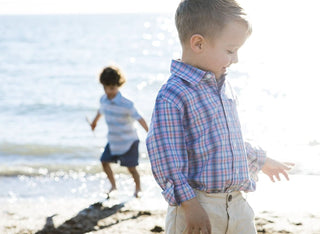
left=1, top=12, right=320, bottom=205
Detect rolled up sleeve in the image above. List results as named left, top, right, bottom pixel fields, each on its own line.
left=146, top=98, right=195, bottom=206
left=245, top=141, right=267, bottom=181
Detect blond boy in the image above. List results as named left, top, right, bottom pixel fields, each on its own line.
left=146, top=0, right=294, bottom=233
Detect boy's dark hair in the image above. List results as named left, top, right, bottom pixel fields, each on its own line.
left=99, top=66, right=126, bottom=87
left=175, top=0, right=251, bottom=44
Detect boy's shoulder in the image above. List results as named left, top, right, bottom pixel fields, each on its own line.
left=158, top=60, right=206, bottom=101
left=99, top=94, right=108, bottom=103
left=99, top=93, right=134, bottom=108
left=119, top=94, right=134, bottom=107
left=156, top=75, right=193, bottom=108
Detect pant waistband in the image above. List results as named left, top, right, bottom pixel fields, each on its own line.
left=194, top=189, right=245, bottom=203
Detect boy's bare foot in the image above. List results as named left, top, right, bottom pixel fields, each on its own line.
left=106, top=187, right=117, bottom=199
left=134, top=189, right=142, bottom=198
left=108, top=186, right=117, bottom=193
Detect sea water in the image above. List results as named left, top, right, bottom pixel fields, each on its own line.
left=0, top=12, right=319, bottom=205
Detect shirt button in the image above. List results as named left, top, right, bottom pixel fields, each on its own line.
left=228, top=195, right=232, bottom=202
left=205, top=73, right=213, bottom=79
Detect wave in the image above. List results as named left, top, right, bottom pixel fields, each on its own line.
left=0, top=142, right=99, bottom=157
left=9, top=102, right=96, bottom=116
left=0, top=142, right=151, bottom=176
left=0, top=142, right=101, bottom=176
left=0, top=163, right=102, bottom=176
left=0, top=159, right=151, bottom=177
left=1, top=143, right=319, bottom=177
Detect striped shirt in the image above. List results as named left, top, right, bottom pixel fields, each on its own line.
left=146, top=60, right=266, bottom=206
left=99, top=92, right=141, bottom=155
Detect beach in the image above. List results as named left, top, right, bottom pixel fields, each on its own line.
left=1, top=9, right=320, bottom=234
left=2, top=204, right=320, bottom=234
left=1, top=174, right=320, bottom=234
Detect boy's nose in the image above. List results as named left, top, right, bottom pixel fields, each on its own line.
left=232, top=53, right=239, bottom=64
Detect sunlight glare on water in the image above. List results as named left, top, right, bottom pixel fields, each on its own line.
left=232, top=0, right=320, bottom=169
left=1, top=1, right=320, bottom=204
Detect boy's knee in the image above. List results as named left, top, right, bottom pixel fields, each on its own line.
left=127, top=166, right=138, bottom=174
left=102, top=162, right=110, bottom=167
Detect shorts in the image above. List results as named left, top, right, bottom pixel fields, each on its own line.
left=100, top=140, right=139, bottom=167
left=166, top=190, right=256, bottom=234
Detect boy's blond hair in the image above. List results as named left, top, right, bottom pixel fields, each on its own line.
left=175, top=0, right=251, bottom=44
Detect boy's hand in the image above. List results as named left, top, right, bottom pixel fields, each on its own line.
left=181, top=198, right=211, bottom=234
left=87, top=112, right=101, bottom=131
left=90, top=122, right=97, bottom=131
left=262, top=157, right=295, bottom=182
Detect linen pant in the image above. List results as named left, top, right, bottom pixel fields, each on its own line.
left=165, top=190, right=256, bottom=234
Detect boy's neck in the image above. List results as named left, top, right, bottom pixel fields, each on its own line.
left=107, top=91, right=119, bottom=100
left=181, top=49, right=201, bottom=71
left=181, top=50, right=222, bottom=81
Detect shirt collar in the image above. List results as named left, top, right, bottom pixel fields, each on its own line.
left=217, top=75, right=226, bottom=92
left=170, top=59, right=218, bottom=86
left=107, top=91, right=122, bottom=104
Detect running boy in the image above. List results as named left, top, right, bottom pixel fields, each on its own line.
left=90, top=65, right=148, bottom=198
left=146, top=0, right=294, bottom=233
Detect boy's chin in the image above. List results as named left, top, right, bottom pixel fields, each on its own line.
left=216, top=73, right=226, bottom=80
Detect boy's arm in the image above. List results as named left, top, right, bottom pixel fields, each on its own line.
left=245, top=142, right=294, bottom=182
left=146, top=99, right=196, bottom=206
left=147, top=98, right=212, bottom=233
left=138, top=117, right=148, bottom=132
left=90, top=111, right=102, bottom=131
left=245, top=142, right=267, bottom=181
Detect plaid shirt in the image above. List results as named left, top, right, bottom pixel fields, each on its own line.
left=146, top=60, right=266, bottom=206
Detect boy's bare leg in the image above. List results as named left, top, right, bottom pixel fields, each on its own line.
left=127, top=166, right=141, bottom=197
left=101, top=162, right=116, bottom=193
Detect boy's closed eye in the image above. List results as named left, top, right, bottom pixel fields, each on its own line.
left=227, top=50, right=235, bottom=54
left=227, top=47, right=240, bottom=54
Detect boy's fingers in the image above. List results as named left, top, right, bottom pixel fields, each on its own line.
left=281, top=170, right=290, bottom=181
left=268, top=174, right=275, bottom=182
left=284, top=162, right=295, bottom=168
left=199, top=227, right=209, bottom=234
left=281, top=162, right=295, bottom=172
left=206, top=222, right=211, bottom=234
left=183, top=223, right=210, bottom=234
left=183, top=227, right=197, bottom=234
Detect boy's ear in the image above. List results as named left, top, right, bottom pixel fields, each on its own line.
left=190, top=34, right=205, bottom=53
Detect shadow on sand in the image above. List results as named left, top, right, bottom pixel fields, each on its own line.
left=35, top=201, right=153, bottom=234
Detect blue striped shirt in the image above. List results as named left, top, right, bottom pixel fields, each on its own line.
left=146, top=60, right=266, bottom=206
left=99, top=92, right=141, bottom=155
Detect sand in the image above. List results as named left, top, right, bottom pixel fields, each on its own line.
left=1, top=174, right=320, bottom=234
left=1, top=199, right=319, bottom=234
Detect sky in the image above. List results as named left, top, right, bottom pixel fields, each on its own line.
left=0, top=0, right=181, bottom=14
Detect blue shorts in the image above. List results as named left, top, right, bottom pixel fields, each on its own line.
left=100, top=140, right=139, bottom=167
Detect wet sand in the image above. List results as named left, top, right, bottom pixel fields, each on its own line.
left=1, top=174, right=320, bottom=234
left=1, top=199, right=320, bottom=234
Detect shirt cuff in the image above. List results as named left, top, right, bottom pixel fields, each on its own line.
left=256, top=148, right=267, bottom=170
left=245, top=142, right=267, bottom=181
left=161, top=179, right=196, bottom=206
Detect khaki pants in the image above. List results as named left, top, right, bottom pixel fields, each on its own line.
left=165, top=190, right=256, bottom=234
